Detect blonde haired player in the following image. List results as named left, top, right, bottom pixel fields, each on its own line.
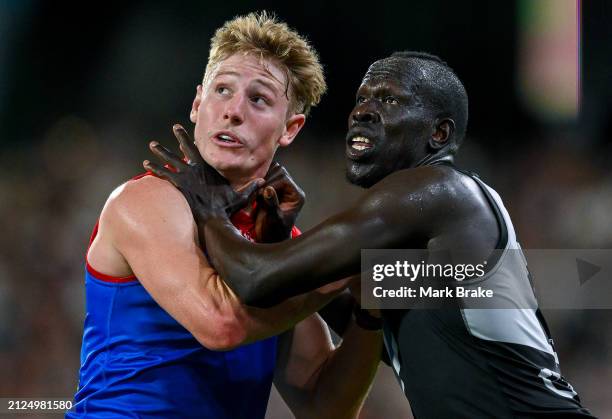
left=68, top=12, right=381, bottom=418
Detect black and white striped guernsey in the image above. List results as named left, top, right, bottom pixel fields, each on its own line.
left=381, top=166, right=595, bottom=419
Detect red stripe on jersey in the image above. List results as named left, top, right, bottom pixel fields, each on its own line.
left=83, top=172, right=155, bottom=283
left=86, top=170, right=301, bottom=282
left=86, top=260, right=137, bottom=283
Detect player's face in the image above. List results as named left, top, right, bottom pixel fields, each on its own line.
left=345, top=61, right=434, bottom=187
left=191, top=54, right=305, bottom=185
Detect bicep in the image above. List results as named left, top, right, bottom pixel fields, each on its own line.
left=120, top=226, right=216, bottom=335
left=106, top=178, right=243, bottom=349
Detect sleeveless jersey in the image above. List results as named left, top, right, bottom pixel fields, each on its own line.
left=68, top=175, right=299, bottom=419
left=382, top=167, right=595, bottom=418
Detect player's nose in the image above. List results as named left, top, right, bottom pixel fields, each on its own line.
left=351, top=107, right=380, bottom=124
left=223, top=94, right=246, bottom=125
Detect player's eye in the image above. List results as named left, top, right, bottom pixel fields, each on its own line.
left=216, top=86, right=230, bottom=95
left=384, top=96, right=399, bottom=105
left=356, top=96, right=367, bottom=104
left=249, top=95, right=272, bottom=107
left=250, top=95, right=270, bottom=106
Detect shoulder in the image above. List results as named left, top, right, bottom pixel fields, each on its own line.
left=109, top=174, right=186, bottom=209
left=354, top=165, right=493, bottom=232
left=371, top=165, right=466, bottom=196
left=100, top=174, right=195, bottom=241
left=367, top=165, right=484, bottom=209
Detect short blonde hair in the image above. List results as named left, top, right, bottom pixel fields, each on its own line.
left=204, top=11, right=326, bottom=116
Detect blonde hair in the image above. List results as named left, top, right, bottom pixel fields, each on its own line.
left=204, top=11, right=326, bottom=116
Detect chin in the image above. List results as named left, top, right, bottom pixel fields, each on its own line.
left=345, top=163, right=381, bottom=188
left=205, top=153, right=244, bottom=172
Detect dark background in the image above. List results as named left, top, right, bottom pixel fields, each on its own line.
left=0, top=0, right=610, bottom=417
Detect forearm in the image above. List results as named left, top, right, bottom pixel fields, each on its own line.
left=203, top=217, right=297, bottom=306
left=204, top=217, right=361, bottom=307
left=203, top=270, right=350, bottom=348
left=196, top=218, right=259, bottom=300
left=237, top=281, right=350, bottom=346
left=308, top=322, right=383, bottom=419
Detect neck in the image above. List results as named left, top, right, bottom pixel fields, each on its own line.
left=224, top=173, right=257, bottom=191
left=218, top=165, right=269, bottom=191
left=414, top=151, right=454, bottom=168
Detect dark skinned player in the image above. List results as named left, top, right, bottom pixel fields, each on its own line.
left=146, top=52, right=595, bottom=418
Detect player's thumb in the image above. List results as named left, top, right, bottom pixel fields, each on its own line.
left=260, top=186, right=280, bottom=210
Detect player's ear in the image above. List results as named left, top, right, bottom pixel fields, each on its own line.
left=190, top=84, right=203, bottom=123
left=430, top=118, right=455, bottom=150
left=279, top=113, right=306, bottom=147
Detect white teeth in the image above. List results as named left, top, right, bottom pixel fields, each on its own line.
left=351, top=136, right=372, bottom=151
left=219, top=134, right=233, bottom=141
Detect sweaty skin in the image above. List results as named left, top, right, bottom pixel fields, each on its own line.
left=207, top=163, right=498, bottom=307
left=146, top=58, right=500, bottom=307
left=147, top=53, right=595, bottom=419
left=124, top=49, right=383, bottom=419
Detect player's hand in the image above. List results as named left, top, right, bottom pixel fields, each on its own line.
left=143, top=124, right=263, bottom=223
left=253, top=162, right=305, bottom=243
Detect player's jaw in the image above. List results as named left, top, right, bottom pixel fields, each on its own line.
left=345, top=119, right=429, bottom=187
left=202, top=129, right=250, bottom=171
left=199, top=131, right=276, bottom=184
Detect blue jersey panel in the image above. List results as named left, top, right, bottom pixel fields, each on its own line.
left=67, top=269, right=277, bottom=419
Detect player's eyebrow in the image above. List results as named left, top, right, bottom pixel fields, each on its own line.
left=251, top=78, right=281, bottom=96
left=214, top=70, right=283, bottom=96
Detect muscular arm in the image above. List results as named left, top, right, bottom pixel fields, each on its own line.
left=274, top=314, right=382, bottom=419
left=93, top=175, right=348, bottom=350
left=204, top=168, right=445, bottom=307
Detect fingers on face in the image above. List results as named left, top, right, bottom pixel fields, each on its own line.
left=264, top=167, right=290, bottom=190
left=264, top=162, right=283, bottom=181
left=265, top=161, right=282, bottom=176
left=225, top=178, right=262, bottom=214
left=173, top=124, right=202, bottom=164
left=242, top=179, right=265, bottom=205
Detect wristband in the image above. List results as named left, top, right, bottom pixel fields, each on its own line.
left=353, top=304, right=383, bottom=331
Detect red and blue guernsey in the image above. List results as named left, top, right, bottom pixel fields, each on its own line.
left=68, top=177, right=300, bottom=419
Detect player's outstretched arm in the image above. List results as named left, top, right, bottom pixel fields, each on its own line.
left=202, top=191, right=403, bottom=307
left=145, top=129, right=444, bottom=307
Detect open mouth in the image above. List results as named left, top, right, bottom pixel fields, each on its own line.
left=346, top=135, right=375, bottom=160
left=350, top=136, right=373, bottom=151
left=212, top=132, right=244, bottom=148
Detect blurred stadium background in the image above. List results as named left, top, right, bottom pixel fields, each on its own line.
left=0, top=0, right=610, bottom=417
